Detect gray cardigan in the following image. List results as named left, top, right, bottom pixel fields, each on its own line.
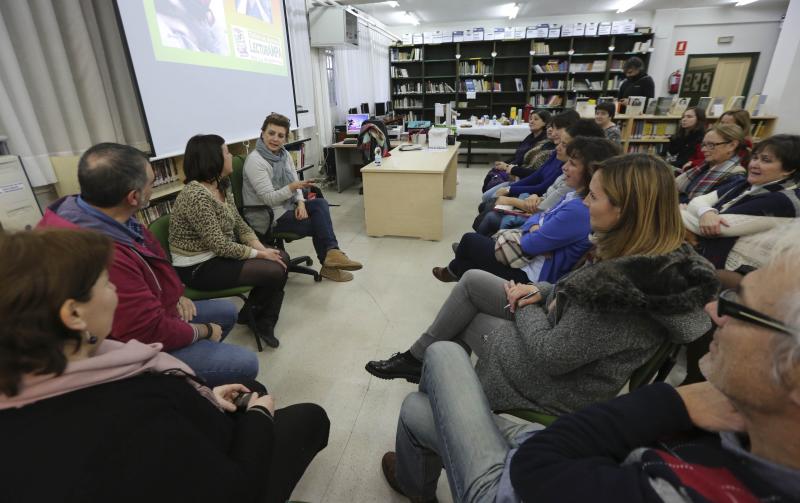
left=476, top=244, right=718, bottom=414
left=241, top=150, right=303, bottom=233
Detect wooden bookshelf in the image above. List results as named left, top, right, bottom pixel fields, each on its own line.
left=390, top=32, right=654, bottom=122
left=615, top=114, right=778, bottom=154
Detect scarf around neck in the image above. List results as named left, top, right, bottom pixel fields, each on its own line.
left=0, top=339, right=222, bottom=411
left=256, top=137, right=295, bottom=191
left=679, top=155, right=742, bottom=200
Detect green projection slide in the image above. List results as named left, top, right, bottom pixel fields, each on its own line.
left=145, top=0, right=288, bottom=75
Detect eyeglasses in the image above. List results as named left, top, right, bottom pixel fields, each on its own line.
left=701, top=141, right=731, bottom=150
left=717, top=289, right=795, bottom=336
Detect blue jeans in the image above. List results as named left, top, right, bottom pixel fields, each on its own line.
left=168, top=299, right=259, bottom=387
left=395, top=342, right=540, bottom=502
left=481, top=182, right=510, bottom=203
left=275, top=198, right=339, bottom=263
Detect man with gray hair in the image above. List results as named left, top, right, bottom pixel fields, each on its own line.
left=509, top=220, right=800, bottom=501
left=38, top=143, right=258, bottom=386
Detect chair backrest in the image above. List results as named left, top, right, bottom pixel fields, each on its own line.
left=148, top=215, right=172, bottom=262
left=230, top=154, right=246, bottom=212
left=628, top=341, right=679, bottom=391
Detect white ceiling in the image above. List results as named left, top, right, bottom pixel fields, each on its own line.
left=338, top=0, right=785, bottom=26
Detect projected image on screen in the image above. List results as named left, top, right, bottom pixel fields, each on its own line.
left=145, top=0, right=287, bottom=75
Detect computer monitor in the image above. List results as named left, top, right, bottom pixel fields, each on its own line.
left=360, top=102, right=370, bottom=114
left=346, top=113, right=370, bottom=134
left=386, top=100, right=393, bottom=112
left=375, top=102, right=386, bottom=116
left=348, top=107, right=358, bottom=114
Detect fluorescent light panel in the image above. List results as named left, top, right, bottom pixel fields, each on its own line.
left=508, top=3, right=519, bottom=19
left=735, top=0, right=759, bottom=5
left=616, top=0, right=643, bottom=13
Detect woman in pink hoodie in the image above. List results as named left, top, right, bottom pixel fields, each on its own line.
left=0, top=228, right=328, bottom=503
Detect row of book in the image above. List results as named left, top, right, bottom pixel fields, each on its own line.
left=401, top=110, right=421, bottom=122
left=625, top=96, right=692, bottom=117
left=532, top=42, right=550, bottom=55
left=460, top=79, right=494, bottom=92
left=394, top=83, right=423, bottom=94
left=530, top=79, right=565, bottom=91
left=459, top=61, right=492, bottom=75
left=694, top=95, right=767, bottom=119
left=150, top=158, right=180, bottom=188
left=607, top=75, right=623, bottom=90
left=632, top=40, right=652, bottom=52
left=390, top=48, right=422, bottom=61
left=533, top=60, right=568, bottom=73
left=393, top=97, right=423, bottom=108
left=391, top=67, right=413, bottom=78
left=288, top=146, right=305, bottom=170
left=137, top=199, right=174, bottom=226
left=530, top=94, right=564, bottom=107
left=626, top=144, right=661, bottom=154
left=569, top=78, right=604, bottom=91
left=569, top=60, right=606, bottom=72
left=426, top=81, right=456, bottom=93
left=629, top=121, right=679, bottom=139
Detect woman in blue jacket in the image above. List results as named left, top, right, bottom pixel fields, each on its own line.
left=436, top=137, right=621, bottom=284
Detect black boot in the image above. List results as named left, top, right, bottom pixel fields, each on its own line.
left=255, top=290, right=284, bottom=348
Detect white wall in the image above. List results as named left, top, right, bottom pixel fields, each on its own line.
left=763, top=0, right=800, bottom=132
left=648, top=4, right=786, bottom=97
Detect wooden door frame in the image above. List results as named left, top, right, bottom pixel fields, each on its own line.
left=683, top=52, right=760, bottom=98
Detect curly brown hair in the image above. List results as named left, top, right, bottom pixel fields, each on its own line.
left=260, top=112, right=291, bottom=133
left=0, top=229, right=113, bottom=397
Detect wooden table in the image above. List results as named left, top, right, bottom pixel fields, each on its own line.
left=360, top=143, right=460, bottom=240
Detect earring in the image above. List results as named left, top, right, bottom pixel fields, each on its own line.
left=84, top=331, right=98, bottom=345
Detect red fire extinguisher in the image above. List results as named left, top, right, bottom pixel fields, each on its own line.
left=668, top=70, right=681, bottom=94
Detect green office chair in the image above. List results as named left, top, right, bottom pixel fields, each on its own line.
left=148, top=215, right=264, bottom=352
left=499, top=340, right=681, bottom=427
left=230, top=155, right=321, bottom=282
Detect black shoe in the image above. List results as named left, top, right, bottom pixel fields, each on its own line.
left=382, top=452, right=438, bottom=503
left=365, top=351, right=422, bottom=383
left=256, top=319, right=279, bottom=348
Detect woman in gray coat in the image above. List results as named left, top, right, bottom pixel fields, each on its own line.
left=375, top=154, right=719, bottom=502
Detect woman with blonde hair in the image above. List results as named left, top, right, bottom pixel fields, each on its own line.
left=676, top=123, right=747, bottom=203
left=372, top=155, right=718, bottom=503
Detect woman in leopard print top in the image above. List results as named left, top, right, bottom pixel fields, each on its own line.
left=169, top=134, right=288, bottom=348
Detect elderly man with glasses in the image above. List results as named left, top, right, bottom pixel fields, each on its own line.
left=508, top=221, right=800, bottom=502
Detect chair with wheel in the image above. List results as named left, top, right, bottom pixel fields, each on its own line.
left=230, top=155, right=321, bottom=282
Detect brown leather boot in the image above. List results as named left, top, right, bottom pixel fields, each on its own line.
left=381, top=452, right=438, bottom=503
left=323, top=249, right=363, bottom=271
left=320, top=266, right=354, bottom=282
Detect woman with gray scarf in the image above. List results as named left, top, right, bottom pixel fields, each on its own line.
left=242, top=113, right=362, bottom=282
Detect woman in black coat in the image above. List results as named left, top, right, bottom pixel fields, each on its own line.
left=0, top=228, right=329, bottom=503
left=666, top=106, right=706, bottom=170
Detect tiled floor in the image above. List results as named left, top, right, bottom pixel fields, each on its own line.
left=223, top=164, right=486, bottom=502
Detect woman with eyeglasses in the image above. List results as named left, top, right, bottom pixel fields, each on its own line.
left=0, top=229, right=329, bottom=503
left=682, top=134, right=800, bottom=271
left=676, top=123, right=748, bottom=204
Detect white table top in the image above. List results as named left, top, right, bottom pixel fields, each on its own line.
left=361, top=143, right=461, bottom=174
left=455, top=123, right=531, bottom=143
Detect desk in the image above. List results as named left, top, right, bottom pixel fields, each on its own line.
left=456, top=124, right=529, bottom=168
left=361, top=143, right=459, bottom=240
left=331, top=141, right=363, bottom=192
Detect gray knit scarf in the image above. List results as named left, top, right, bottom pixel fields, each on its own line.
left=256, top=137, right=295, bottom=190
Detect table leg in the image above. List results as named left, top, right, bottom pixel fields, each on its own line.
left=334, top=149, right=357, bottom=192
left=466, top=138, right=472, bottom=168
left=443, top=150, right=458, bottom=200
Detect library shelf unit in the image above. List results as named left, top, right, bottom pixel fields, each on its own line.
left=390, top=32, right=654, bottom=122
left=615, top=114, right=778, bottom=154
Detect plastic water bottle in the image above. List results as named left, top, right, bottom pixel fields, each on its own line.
left=491, top=114, right=498, bottom=125
left=374, top=147, right=382, bottom=166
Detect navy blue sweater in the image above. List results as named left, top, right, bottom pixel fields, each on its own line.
left=508, top=151, right=564, bottom=197
left=510, top=383, right=798, bottom=502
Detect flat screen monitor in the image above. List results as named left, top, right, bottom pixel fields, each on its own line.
left=360, top=102, right=370, bottom=113
left=346, top=113, right=369, bottom=134
left=375, top=102, right=386, bottom=116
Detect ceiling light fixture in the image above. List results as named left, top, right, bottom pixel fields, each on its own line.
left=616, top=0, right=643, bottom=13
left=507, top=3, right=520, bottom=19
left=403, top=11, right=419, bottom=25
left=735, top=0, right=759, bottom=5
left=385, top=1, right=399, bottom=7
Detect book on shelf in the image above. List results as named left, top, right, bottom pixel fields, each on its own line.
left=393, top=97, right=423, bottom=108
left=532, top=42, right=550, bottom=55
left=390, top=47, right=421, bottom=62
left=669, top=97, right=691, bottom=117
left=726, top=96, right=745, bottom=111
left=391, top=67, right=410, bottom=78
left=394, top=82, right=423, bottom=94
left=696, top=97, right=712, bottom=115
left=632, top=40, right=652, bottom=52
left=626, top=96, right=646, bottom=116
left=426, top=81, right=455, bottom=93
left=459, top=61, right=492, bottom=75
left=530, top=79, right=564, bottom=91
left=654, top=97, right=675, bottom=116
left=751, top=121, right=767, bottom=139
left=493, top=82, right=502, bottom=92
left=707, top=97, right=725, bottom=117
left=745, top=94, right=768, bottom=116
left=515, top=78, right=524, bottom=92
left=137, top=199, right=175, bottom=226
left=644, top=98, right=657, bottom=116
left=627, top=144, right=662, bottom=155
left=151, top=158, right=180, bottom=188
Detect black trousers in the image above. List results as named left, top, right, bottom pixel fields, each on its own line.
left=448, top=232, right=529, bottom=283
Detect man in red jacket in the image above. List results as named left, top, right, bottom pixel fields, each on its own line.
left=39, top=143, right=257, bottom=386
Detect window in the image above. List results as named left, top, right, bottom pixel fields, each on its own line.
left=325, top=51, right=337, bottom=106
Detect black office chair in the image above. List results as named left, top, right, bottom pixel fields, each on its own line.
left=230, top=155, right=321, bottom=282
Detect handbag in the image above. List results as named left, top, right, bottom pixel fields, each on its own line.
left=493, top=229, right=531, bottom=268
